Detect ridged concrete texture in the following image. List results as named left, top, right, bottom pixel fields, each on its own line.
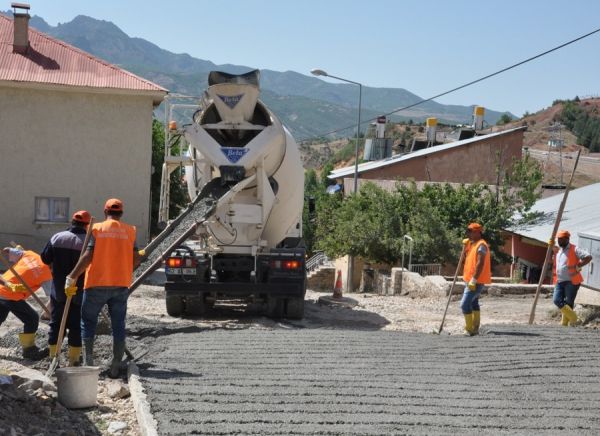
left=138, top=325, right=600, bottom=435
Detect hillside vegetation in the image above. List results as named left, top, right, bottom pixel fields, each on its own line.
left=557, top=98, right=600, bottom=151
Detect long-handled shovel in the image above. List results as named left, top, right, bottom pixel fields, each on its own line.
left=528, top=149, right=581, bottom=324
left=46, top=218, right=94, bottom=377
left=0, top=251, right=51, bottom=319
left=435, top=242, right=468, bottom=334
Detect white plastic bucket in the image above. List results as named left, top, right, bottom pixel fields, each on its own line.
left=56, top=366, right=101, bottom=409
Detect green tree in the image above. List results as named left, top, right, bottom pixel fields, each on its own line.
left=314, top=155, right=543, bottom=267
left=496, top=113, right=513, bottom=125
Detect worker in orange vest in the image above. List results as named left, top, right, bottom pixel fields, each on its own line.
left=551, top=230, right=592, bottom=326
left=0, top=247, right=52, bottom=358
left=460, top=222, right=491, bottom=336
left=67, top=198, right=142, bottom=377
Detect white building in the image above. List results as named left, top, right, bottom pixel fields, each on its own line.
left=0, top=9, right=167, bottom=250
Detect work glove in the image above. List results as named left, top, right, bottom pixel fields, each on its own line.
left=467, top=277, right=477, bottom=291
left=7, top=283, right=27, bottom=293
left=462, top=238, right=470, bottom=245
left=575, top=264, right=583, bottom=272
left=64, top=276, right=77, bottom=298
left=138, top=249, right=146, bottom=257
left=548, top=238, right=554, bottom=247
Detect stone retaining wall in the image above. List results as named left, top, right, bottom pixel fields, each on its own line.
left=369, top=268, right=553, bottom=298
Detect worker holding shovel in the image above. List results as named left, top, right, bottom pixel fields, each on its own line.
left=41, top=210, right=91, bottom=366
left=67, top=198, right=142, bottom=378
left=0, top=247, right=52, bottom=358
left=460, top=222, right=491, bottom=336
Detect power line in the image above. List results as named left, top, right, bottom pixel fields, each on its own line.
left=297, top=26, right=600, bottom=144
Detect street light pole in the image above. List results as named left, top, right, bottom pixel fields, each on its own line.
left=311, top=69, right=363, bottom=292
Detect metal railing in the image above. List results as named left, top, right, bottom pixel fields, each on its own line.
left=409, top=263, right=442, bottom=277
left=306, top=251, right=331, bottom=272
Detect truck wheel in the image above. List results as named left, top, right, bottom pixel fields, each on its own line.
left=285, top=298, right=305, bottom=320
left=267, top=297, right=284, bottom=318
left=166, top=296, right=184, bottom=317
left=186, top=295, right=206, bottom=317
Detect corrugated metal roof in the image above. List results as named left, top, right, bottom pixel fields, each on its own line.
left=0, top=14, right=167, bottom=96
left=508, top=182, right=600, bottom=246
left=328, top=127, right=527, bottom=179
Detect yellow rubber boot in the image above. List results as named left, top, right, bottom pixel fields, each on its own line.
left=49, top=344, right=58, bottom=359
left=560, top=313, right=569, bottom=326
left=463, top=313, right=475, bottom=336
left=472, top=310, right=481, bottom=335
left=68, top=346, right=82, bottom=366
left=560, top=305, right=578, bottom=326
left=18, top=333, right=35, bottom=348
left=18, top=333, right=39, bottom=359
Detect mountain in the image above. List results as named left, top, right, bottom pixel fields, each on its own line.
left=2, top=12, right=513, bottom=139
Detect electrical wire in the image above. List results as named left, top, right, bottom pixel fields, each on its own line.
left=297, top=26, right=600, bottom=144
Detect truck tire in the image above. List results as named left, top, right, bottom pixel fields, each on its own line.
left=267, top=297, right=284, bottom=318
left=285, top=297, right=305, bottom=320
left=166, top=295, right=184, bottom=317
left=186, top=295, right=206, bottom=317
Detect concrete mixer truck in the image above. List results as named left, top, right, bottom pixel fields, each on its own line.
left=158, top=70, right=306, bottom=319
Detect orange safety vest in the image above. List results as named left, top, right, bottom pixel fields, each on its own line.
left=0, top=250, right=52, bottom=301
left=463, top=239, right=492, bottom=284
left=84, top=219, right=136, bottom=289
left=553, top=244, right=583, bottom=285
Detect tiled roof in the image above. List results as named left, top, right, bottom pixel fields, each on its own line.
left=328, top=127, right=527, bottom=179
left=0, top=14, right=167, bottom=97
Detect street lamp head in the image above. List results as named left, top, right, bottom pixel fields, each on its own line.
left=403, top=234, right=413, bottom=241
left=310, top=69, right=328, bottom=77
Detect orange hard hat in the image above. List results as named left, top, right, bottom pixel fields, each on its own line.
left=467, top=222, right=483, bottom=231
left=557, top=230, right=570, bottom=238
left=72, top=210, right=91, bottom=224
left=104, top=198, right=124, bottom=212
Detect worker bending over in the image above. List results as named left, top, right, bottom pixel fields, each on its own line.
left=67, top=199, right=141, bottom=378
left=460, top=222, right=491, bottom=336
left=551, top=230, right=592, bottom=326
left=0, top=247, right=52, bottom=358
left=41, top=210, right=91, bottom=366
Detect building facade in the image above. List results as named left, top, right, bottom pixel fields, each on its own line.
left=0, top=11, right=166, bottom=250
left=330, top=127, right=526, bottom=188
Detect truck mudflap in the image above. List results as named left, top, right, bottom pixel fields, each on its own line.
left=165, top=281, right=305, bottom=298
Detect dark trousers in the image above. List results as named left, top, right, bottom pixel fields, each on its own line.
left=48, top=296, right=82, bottom=347
left=553, top=281, right=580, bottom=309
left=0, top=299, right=39, bottom=333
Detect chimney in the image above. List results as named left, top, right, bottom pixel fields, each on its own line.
left=11, top=2, right=31, bottom=54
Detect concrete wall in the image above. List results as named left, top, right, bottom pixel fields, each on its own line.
left=359, top=129, right=524, bottom=184
left=0, top=86, right=155, bottom=251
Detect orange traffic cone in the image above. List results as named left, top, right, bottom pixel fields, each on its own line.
left=333, top=270, right=343, bottom=299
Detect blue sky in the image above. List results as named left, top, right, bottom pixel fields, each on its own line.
left=27, top=0, right=600, bottom=116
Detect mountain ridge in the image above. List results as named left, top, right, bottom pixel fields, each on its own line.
left=2, top=11, right=513, bottom=139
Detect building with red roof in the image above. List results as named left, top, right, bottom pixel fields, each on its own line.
left=0, top=4, right=167, bottom=249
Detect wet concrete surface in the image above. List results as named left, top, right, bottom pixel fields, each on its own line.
left=134, top=198, right=215, bottom=281
left=134, top=322, right=600, bottom=435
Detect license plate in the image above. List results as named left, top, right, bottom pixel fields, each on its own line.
left=166, top=267, right=181, bottom=275
left=182, top=268, right=196, bottom=275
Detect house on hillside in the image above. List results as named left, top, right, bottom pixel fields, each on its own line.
left=0, top=6, right=167, bottom=251
left=502, top=182, right=600, bottom=287
left=328, top=127, right=526, bottom=192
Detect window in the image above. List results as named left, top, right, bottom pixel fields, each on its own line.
left=35, top=197, right=69, bottom=223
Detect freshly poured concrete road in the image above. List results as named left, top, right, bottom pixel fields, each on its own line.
left=137, top=325, right=600, bottom=435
